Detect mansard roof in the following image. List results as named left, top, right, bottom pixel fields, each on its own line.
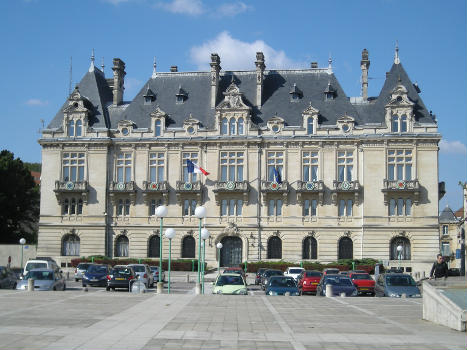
left=439, top=206, right=459, bottom=224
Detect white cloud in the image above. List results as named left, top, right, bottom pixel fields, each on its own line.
left=190, top=31, right=307, bottom=71
left=26, top=99, right=48, bottom=106
left=439, top=139, right=467, bottom=155
left=216, top=2, right=251, bottom=17
left=155, top=0, right=204, bottom=15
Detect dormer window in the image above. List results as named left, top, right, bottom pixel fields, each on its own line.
left=324, top=82, right=336, bottom=101
left=155, top=120, right=162, bottom=136
left=221, top=117, right=244, bottom=135
left=117, top=121, right=134, bottom=137
left=67, top=119, right=83, bottom=137
left=392, top=114, right=407, bottom=133
left=289, top=83, right=303, bottom=102
left=306, top=117, right=313, bottom=135
left=143, top=86, right=156, bottom=105
left=183, top=114, right=200, bottom=135
left=176, top=86, right=188, bottom=104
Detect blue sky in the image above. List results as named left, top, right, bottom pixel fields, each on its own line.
left=0, top=0, right=465, bottom=211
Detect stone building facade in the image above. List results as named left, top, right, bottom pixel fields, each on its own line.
left=37, top=48, right=441, bottom=274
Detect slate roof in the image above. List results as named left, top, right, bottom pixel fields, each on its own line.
left=439, top=206, right=459, bottom=224
left=47, top=59, right=436, bottom=131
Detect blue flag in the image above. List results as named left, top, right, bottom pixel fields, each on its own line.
left=273, top=167, right=282, bottom=184
left=186, top=159, right=195, bottom=173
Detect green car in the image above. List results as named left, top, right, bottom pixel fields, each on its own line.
left=212, top=273, right=248, bottom=295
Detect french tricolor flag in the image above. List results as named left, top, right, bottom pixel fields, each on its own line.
left=186, top=159, right=210, bottom=176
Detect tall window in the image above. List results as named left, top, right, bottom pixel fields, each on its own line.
left=221, top=199, right=243, bottom=216
left=117, top=199, right=130, bottom=216
left=67, top=120, right=82, bottom=137
left=238, top=118, right=244, bottom=134
left=150, top=199, right=163, bottom=216
left=303, top=199, right=317, bottom=216
left=338, top=237, right=353, bottom=259
left=389, top=198, right=412, bottom=216
left=338, top=199, right=353, bottom=217
left=267, top=151, right=284, bottom=181
left=67, top=120, right=74, bottom=136
left=183, top=199, right=197, bottom=216
left=148, top=235, right=160, bottom=258
left=390, top=237, right=411, bottom=260
left=220, top=151, right=244, bottom=181
left=268, top=199, right=282, bottom=216
left=115, top=235, right=129, bottom=257
left=267, top=236, right=282, bottom=259
left=149, top=152, right=165, bottom=182
left=221, top=118, right=228, bottom=135
left=303, top=151, right=318, bottom=181
left=116, top=152, right=132, bottom=182
left=62, top=198, right=83, bottom=215
left=63, top=152, right=85, bottom=182
left=337, top=151, right=353, bottom=181
left=442, top=225, right=448, bottom=236
left=306, top=117, right=313, bottom=135
left=387, top=149, right=412, bottom=180
left=182, top=152, right=198, bottom=182
left=155, top=120, right=161, bottom=136
left=62, top=234, right=80, bottom=256
left=302, top=236, right=317, bottom=259
left=182, top=236, right=196, bottom=258
left=441, top=242, right=451, bottom=257
left=391, top=115, right=408, bottom=132
left=221, top=117, right=244, bottom=135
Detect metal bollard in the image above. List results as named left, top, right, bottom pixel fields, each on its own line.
left=325, top=284, right=333, bottom=297
left=186, top=274, right=190, bottom=283
left=340, top=292, right=346, bottom=298
left=67, top=272, right=70, bottom=280
left=28, top=279, right=34, bottom=292
left=195, top=283, right=201, bottom=295
left=156, top=282, right=164, bottom=294
left=401, top=293, right=407, bottom=298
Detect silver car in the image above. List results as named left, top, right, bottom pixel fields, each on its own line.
left=150, top=266, right=165, bottom=283
left=16, top=268, right=66, bottom=291
left=375, top=273, right=421, bottom=298
left=74, top=262, right=92, bottom=282
left=127, top=264, right=154, bottom=288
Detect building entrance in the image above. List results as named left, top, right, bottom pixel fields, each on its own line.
left=220, top=236, right=242, bottom=267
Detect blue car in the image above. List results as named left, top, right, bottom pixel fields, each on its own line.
left=265, top=276, right=300, bottom=296
left=82, top=264, right=111, bottom=287
left=316, top=274, right=358, bottom=297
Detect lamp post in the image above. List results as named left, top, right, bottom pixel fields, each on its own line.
left=397, top=245, right=403, bottom=269
left=164, top=228, right=176, bottom=294
left=194, top=206, right=206, bottom=294
left=201, top=228, right=210, bottom=294
left=155, top=205, right=168, bottom=293
left=216, top=242, right=223, bottom=275
left=19, top=238, right=26, bottom=270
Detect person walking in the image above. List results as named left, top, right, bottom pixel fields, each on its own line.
left=429, top=254, right=448, bottom=279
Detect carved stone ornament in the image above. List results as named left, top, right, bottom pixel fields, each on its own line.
left=343, top=230, right=351, bottom=237
left=222, top=222, right=240, bottom=236
left=217, top=82, right=250, bottom=111
left=308, top=231, right=315, bottom=237
left=150, top=105, right=167, bottom=119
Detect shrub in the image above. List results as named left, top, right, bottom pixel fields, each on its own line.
left=70, top=257, right=203, bottom=271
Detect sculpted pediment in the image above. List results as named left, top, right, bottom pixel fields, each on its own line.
left=150, top=105, right=167, bottom=119
left=386, top=84, right=414, bottom=107
left=217, top=82, right=250, bottom=111
left=302, top=102, right=320, bottom=116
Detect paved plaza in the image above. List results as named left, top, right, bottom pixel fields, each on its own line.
left=0, top=277, right=465, bottom=350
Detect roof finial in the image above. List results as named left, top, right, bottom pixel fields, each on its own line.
left=394, top=41, right=400, bottom=64
left=89, top=48, right=95, bottom=72
left=328, top=53, right=333, bottom=74
left=101, top=57, right=105, bottom=74
left=152, top=56, right=157, bottom=78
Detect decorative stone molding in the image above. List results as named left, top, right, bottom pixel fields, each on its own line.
left=260, top=180, right=289, bottom=205
left=382, top=179, right=420, bottom=205
left=175, top=181, right=202, bottom=205
left=142, top=181, right=169, bottom=205
left=54, top=180, right=89, bottom=204
left=331, top=180, right=361, bottom=205
left=296, top=180, right=325, bottom=205
left=108, top=181, right=137, bottom=204
left=212, top=180, right=250, bottom=205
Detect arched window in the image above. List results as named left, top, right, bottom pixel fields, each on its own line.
left=181, top=236, right=195, bottom=258
left=76, top=120, right=82, bottom=136
left=390, top=236, right=411, bottom=260
left=115, top=235, right=129, bottom=257
left=392, top=115, right=399, bottom=132
left=302, top=236, right=317, bottom=259
left=229, top=118, right=236, bottom=135
left=155, top=120, right=161, bottom=136
left=267, top=236, right=282, bottom=259
left=338, top=237, right=353, bottom=259
left=62, top=234, right=80, bottom=256
left=307, top=117, right=313, bottom=135
left=221, top=118, right=228, bottom=135
left=401, top=115, right=407, bottom=132
left=67, top=120, right=75, bottom=136
left=238, top=117, right=244, bottom=135
left=148, top=235, right=160, bottom=258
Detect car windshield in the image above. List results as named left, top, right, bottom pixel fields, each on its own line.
left=25, top=262, right=47, bottom=271
left=289, top=269, right=303, bottom=274
left=351, top=274, right=371, bottom=280
left=88, top=265, right=108, bottom=273
left=324, top=277, right=352, bottom=286
left=77, top=263, right=91, bottom=269
left=305, top=271, right=322, bottom=277
left=386, top=275, right=416, bottom=286
left=26, top=271, right=53, bottom=280
left=150, top=267, right=158, bottom=272
left=270, top=278, right=296, bottom=287
left=224, top=269, right=242, bottom=274
left=130, top=266, right=145, bottom=272
left=112, top=268, right=132, bottom=277
left=266, top=270, right=283, bottom=277
left=325, top=269, right=340, bottom=274
left=216, top=275, right=244, bottom=286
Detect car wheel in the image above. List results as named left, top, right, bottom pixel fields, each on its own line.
left=53, top=287, right=56, bottom=291
left=63, top=284, right=66, bottom=291
left=82, top=283, right=86, bottom=288
left=106, top=286, right=110, bottom=291
left=75, top=278, right=79, bottom=282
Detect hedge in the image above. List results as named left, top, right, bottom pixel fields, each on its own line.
left=70, top=257, right=205, bottom=271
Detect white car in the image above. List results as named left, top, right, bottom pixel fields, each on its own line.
left=127, top=264, right=154, bottom=288
left=284, top=267, right=305, bottom=281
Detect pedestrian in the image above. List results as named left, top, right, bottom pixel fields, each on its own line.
left=429, top=254, right=448, bottom=279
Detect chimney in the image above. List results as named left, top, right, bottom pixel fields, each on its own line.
left=311, top=62, right=318, bottom=68
left=170, top=66, right=178, bottom=72
left=255, top=52, right=266, bottom=108
left=112, top=58, right=126, bottom=106
left=360, top=49, right=370, bottom=101
left=210, top=53, right=221, bottom=109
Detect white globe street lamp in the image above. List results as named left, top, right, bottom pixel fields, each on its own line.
left=200, top=228, right=210, bottom=294
left=164, top=228, right=176, bottom=294
left=155, top=205, right=168, bottom=288
left=194, top=206, right=207, bottom=290
left=397, top=245, right=403, bottom=269
left=216, top=242, right=223, bottom=275
left=19, top=238, right=26, bottom=270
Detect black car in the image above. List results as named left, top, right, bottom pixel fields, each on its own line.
left=106, top=265, right=136, bottom=291
left=82, top=264, right=111, bottom=287
left=261, top=269, right=284, bottom=290
left=255, top=268, right=268, bottom=285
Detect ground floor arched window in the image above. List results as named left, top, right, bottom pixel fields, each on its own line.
left=267, top=236, right=282, bottom=259
left=148, top=235, right=160, bottom=258
left=390, top=236, right=411, bottom=260
left=302, top=236, right=317, bottom=259
left=62, top=234, right=80, bottom=256
left=181, top=236, right=195, bottom=258
left=338, top=237, right=353, bottom=259
left=115, top=235, right=129, bottom=257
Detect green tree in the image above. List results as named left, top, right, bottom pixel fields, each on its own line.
left=0, top=150, right=39, bottom=243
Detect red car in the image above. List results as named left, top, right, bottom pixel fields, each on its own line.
left=297, top=270, right=323, bottom=294
left=349, top=273, right=375, bottom=296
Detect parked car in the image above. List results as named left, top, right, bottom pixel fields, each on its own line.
left=375, top=273, right=421, bottom=298
left=212, top=273, right=248, bottom=295
left=128, top=264, right=154, bottom=288
left=448, top=268, right=460, bottom=276
left=284, top=267, right=304, bottom=281
left=261, top=269, right=284, bottom=290
left=265, top=276, right=300, bottom=296
left=16, top=268, right=66, bottom=291
left=323, top=268, right=340, bottom=275
left=297, top=270, right=322, bottom=294
left=316, top=274, right=358, bottom=297
left=223, top=267, right=246, bottom=278
left=106, top=265, right=136, bottom=291
left=255, top=268, right=268, bottom=285
left=74, top=262, right=92, bottom=282
left=349, top=273, right=375, bottom=296
left=149, top=266, right=165, bottom=283
left=339, top=271, right=350, bottom=275
left=0, top=266, right=17, bottom=289
left=23, top=259, right=59, bottom=277
left=82, top=264, right=111, bottom=287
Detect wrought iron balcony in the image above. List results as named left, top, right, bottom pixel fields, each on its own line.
left=54, top=180, right=89, bottom=203
left=296, top=180, right=325, bottom=205
left=213, top=181, right=250, bottom=205
left=382, top=179, right=420, bottom=205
